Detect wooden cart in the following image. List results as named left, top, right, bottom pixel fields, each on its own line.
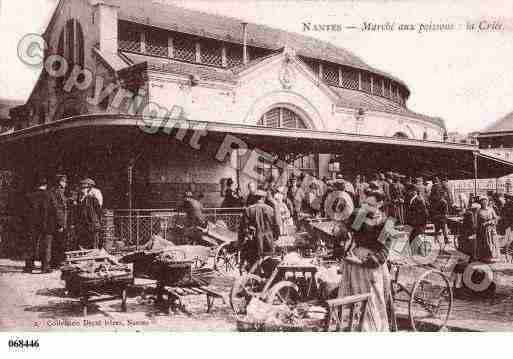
left=61, top=250, right=134, bottom=316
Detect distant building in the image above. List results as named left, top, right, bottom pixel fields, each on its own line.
left=451, top=112, right=513, bottom=198
left=0, top=99, right=22, bottom=134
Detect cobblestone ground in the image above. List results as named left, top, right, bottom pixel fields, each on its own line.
left=0, top=259, right=237, bottom=332
left=2, top=241, right=513, bottom=332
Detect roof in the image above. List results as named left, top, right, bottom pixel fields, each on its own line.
left=331, top=87, right=445, bottom=128
left=99, top=50, right=444, bottom=129
left=103, top=0, right=410, bottom=93
left=0, top=114, right=506, bottom=179
left=121, top=52, right=237, bottom=83
left=480, top=110, right=513, bottom=135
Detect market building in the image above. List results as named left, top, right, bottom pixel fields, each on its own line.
left=2, top=0, right=507, bottom=213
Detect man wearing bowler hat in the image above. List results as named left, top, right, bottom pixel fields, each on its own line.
left=24, top=176, right=52, bottom=273
left=75, top=178, right=101, bottom=249
left=49, top=174, right=68, bottom=269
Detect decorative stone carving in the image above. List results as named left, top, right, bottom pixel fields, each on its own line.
left=280, top=60, right=296, bottom=90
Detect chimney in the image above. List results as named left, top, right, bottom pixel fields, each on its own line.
left=242, top=22, right=248, bottom=65
left=95, top=2, right=119, bottom=54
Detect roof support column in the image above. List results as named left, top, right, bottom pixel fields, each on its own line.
left=168, top=37, right=174, bottom=58
left=221, top=44, right=227, bottom=67
left=141, top=31, right=146, bottom=54
left=474, top=152, right=478, bottom=196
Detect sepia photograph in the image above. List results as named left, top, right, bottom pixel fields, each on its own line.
left=1, top=0, right=513, bottom=342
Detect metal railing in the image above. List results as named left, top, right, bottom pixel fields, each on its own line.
left=108, top=208, right=243, bottom=247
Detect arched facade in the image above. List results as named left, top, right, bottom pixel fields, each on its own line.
left=257, top=107, right=317, bottom=178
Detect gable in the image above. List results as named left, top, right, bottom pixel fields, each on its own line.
left=235, top=51, right=340, bottom=131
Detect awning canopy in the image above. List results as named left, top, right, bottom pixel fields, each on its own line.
left=1, top=114, right=512, bottom=180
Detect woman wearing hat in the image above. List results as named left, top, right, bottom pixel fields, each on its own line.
left=272, top=186, right=294, bottom=236
left=338, top=188, right=392, bottom=331
left=475, top=196, right=500, bottom=263
left=75, top=178, right=102, bottom=249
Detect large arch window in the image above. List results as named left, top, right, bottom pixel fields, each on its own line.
left=257, top=107, right=316, bottom=178
left=56, top=19, right=85, bottom=95
left=257, top=107, right=307, bottom=129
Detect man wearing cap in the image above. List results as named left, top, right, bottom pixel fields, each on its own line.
left=24, top=177, right=52, bottom=273
left=48, top=174, right=68, bottom=268
left=75, top=178, right=101, bottom=249
left=238, top=189, right=280, bottom=270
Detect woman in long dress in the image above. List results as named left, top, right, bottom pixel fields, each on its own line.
left=338, top=189, right=392, bottom=331
left=475, top=196, right=500, bottom=263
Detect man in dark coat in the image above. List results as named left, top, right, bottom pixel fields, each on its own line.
left=238, top=190, right=280, bottom=270
left=182, top=191, right=206, bottom=228
left=430, top=192, right=450, bottom=245
left=406, top=184, right=429, bottom=246
left=390, top=174, right=405, bottom=224
left=75, top=178, right=101, bottom=249
left=24, top=177, right=52, bottom=273
left=181, top=191, right=207, bottom=244
left=49, top=174, right=68, bottom=268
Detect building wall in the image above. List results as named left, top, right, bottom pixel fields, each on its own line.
left=141, top=141, right=237, bottom=208
left=148, top=56, right=444, bottom=141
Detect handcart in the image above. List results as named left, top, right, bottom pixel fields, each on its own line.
left=388, top=254, right=453, bottom=331
left=60, top=249, right=134, bottom=316
left=197, top=222, right=239, bottom=274
left=230, top=254, right=370, bottom=331
left=121, top=247, right=223, bottom=314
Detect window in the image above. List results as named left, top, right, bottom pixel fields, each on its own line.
left=55, top=19, right=84, bottom=91
left=258, top=107, right=315, bottom=175
left=61, top=19, right=85, bottom=66
left=383, top=79, right=390, bottom=98
left=119, top=21, right=141, bottom=53
left=173, top=35, right=196, bottom=63
left=258, top=107, right=307, bottom=129
left=146, top=28, right=169, bottom=57
left=361, top=72, right=372, bottom=93
left=374, top=77, right=383, bottom=96
left=340, top=67, right=359, bottom=90
left=323, top=63, right=339, bottom=86
left=299, top=56, right=319, bottom=75
left=201, top=39, right=223, bottom=66
left=226, top=44, right=243, bottom=68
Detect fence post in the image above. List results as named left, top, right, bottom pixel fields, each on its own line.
left=136, top=211, right=140, bottom=250
left=103, top=209, right=115, bottom=252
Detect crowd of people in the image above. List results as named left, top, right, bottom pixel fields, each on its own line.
left=219, top=171, right=459, bottom=247
left=23, top=174, right=104, bottom=274
left=213, top=171, right=513, bottom=331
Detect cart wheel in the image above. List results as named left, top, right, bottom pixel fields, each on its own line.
left=229, top=274, right=265, bottom=315
left=265, top=281, right=300, bottom=306
left=214, top=243, right=238, bottom=274
left=462, top=265, right=496, bottom=297
left=409, top=269, right=453, bottom=332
